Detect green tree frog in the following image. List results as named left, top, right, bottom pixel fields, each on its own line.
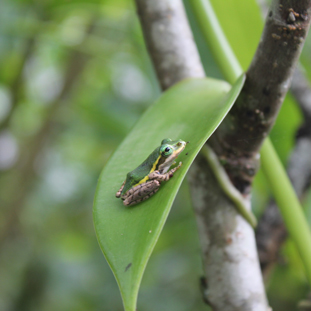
left=116, top=138, right=187, bottom=206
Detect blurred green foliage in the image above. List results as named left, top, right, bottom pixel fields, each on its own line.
left=0, top=0, right=310, bottom=310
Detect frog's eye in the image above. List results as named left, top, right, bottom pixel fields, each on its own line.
left=160, top=145, right=173, bottom=157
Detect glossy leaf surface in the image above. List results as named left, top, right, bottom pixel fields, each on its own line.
left=93, top=75, right=245, bottom=311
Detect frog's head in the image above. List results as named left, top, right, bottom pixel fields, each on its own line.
left=157, top=138, right=186, bottom=173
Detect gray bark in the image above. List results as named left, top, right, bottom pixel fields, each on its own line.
left=189, top=156, right=268, bottom=311
left=135, top=0, right=269, bottom=310
left=198, top=0, right=311, bottom=302
left=135, top=0, right=205, bottom=89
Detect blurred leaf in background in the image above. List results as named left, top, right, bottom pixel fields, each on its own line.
left=0, top=0, right=210, bottom=310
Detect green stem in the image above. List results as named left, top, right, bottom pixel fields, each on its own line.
left=261, top=139, right=311, bottom=283
left=191, top=0, right=242, bottom=84
left=191, top=0, right=311, bottom=285
left=201, top=145, right=257, bottom=228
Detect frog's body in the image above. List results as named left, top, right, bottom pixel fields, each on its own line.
left=121, top=145, right=162, bottom=196
left=116, top=138, right=186, bottom=206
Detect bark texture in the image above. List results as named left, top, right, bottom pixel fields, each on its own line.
left=189, top=156, right=268, bottom=311
left=190, top=0, right=311, bottom=309
left=209, top=0, right=311, bottom=194
left=135, top=0, right=205, bottom=89
left=135, top=0, right=269, bottom=310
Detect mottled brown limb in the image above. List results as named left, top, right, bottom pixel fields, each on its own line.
left=148, top=171, right=170, bottom=182
left=121, top=162, right=182, bottom=205
left=116, top=181, right=125, bottom=198
left=149, top=162, right=182, bottom=181
left=125, top=189, right=160, bottom=206
left=123, top=180, right=160, bottom=206
left=166, top=161, right=182, bottom=175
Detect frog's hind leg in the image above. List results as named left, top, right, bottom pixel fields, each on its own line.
left=123, top=180, right=160, bottom=206
left=149, top=161, right=182, bottom=182
left=115, top=180, right=126, bottom=198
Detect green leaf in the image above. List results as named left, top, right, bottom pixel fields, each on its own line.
left=93, top=75, right=245, bottom=311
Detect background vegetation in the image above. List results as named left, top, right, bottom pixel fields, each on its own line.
left=0, top=0, right=310, bottom=310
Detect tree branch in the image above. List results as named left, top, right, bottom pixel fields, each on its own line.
left=135, top=0, right=205, bottom=89
left=190, top=1, right=311, bottom=307
left=189, top=0, right=310, bottom=309
left=209, top=0, right=311, bottom=194
left=135, top=0, right=269, bottom=310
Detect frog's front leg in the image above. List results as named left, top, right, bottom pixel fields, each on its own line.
left=123, top=180, right=161, bottom=206
left=115, top=180, right=125, bottom=198
left=149, top=161, right=182, bottom=182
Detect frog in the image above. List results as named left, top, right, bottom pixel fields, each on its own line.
left=116, top=138, right=187, bottom=206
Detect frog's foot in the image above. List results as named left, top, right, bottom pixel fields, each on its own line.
left=123, top=180, right=160, bottom=206
left=149, top=162, right=182, bottom=182
left=116, top=180, right=126, bottom=198
left=173, top=161, right=182, bottom=172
